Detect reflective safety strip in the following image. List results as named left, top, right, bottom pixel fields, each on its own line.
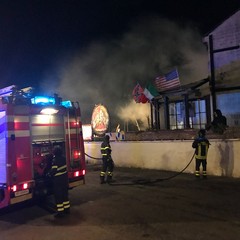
left=55, top=170, right=67, bottom=176
left=101, top=146, right=111, bottom=156
left=107, top=171, right=113, bottom=176
left=63, top=201, right=70, bottom=209
left=100, top=171, right=106, bottom=177
left=101, top=147, right=110, bottom=150
left=58, top=165, right=67, bottom=171
left=57, top=203, right=64, bottom=212
left=195, top=171, right=200, bottom=177
left=202, top=171, right=207, bottom=176
left=52, top=164, right=67, bottom=176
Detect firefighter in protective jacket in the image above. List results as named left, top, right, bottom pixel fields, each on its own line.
left=49, top=146, right=70, bottom=217
left=192, top=129, right=210, bottom=178
left=100, top=135, right=114, bottom=184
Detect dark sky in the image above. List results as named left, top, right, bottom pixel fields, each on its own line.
left=0, top=0, right=239, bottom=126
left=0, top=0, right=239, bottom=89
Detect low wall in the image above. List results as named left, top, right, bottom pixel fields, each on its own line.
left=84, top=139, right=240, bottom=178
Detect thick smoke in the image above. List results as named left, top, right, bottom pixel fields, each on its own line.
left=41, top=16, right=208, bottom=130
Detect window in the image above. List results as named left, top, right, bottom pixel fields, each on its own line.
left=169, top=99, right=207, bottom=129
left=169, top=102, right=184, bottom=130
left=190, top=100, right=207, bottom=129
left=217, top=92, right=240, bottom=127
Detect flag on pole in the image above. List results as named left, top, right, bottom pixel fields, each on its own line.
left=154, top=68, right=180, bottom=91
left=143, top=83, right=159, bottom=101
left=132, top=83, right=148, bottom=103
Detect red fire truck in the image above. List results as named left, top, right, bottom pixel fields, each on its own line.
left=0, top=85, right=86, bottom=209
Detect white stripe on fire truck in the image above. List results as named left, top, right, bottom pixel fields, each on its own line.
left=7, top=130, right=30, bottom=138
left=65, top=129, right=82, bottom=134
left=6, top=115, right=29, bottom=122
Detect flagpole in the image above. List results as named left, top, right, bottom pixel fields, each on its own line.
left=150, top=101, right=153, bottom=129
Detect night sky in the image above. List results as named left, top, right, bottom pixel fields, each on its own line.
left=0, top=0, right=239, bottom=125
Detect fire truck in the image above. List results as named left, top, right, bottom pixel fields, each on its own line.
left=0, top=85, right=86, bottom=209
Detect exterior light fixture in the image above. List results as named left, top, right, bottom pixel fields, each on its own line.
left=40, top=108, right=59, bottom=114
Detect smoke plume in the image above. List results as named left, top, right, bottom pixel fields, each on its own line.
left=41, top=16, right=208, bottom=130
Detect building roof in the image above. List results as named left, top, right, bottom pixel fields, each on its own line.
left=155, top=77, right=210, bottom=102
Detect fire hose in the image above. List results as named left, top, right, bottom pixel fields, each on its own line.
left=84, top=152, right=196, bottom=186
left=84, top=152, right=102, bottom=160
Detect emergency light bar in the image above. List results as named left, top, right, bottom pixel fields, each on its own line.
left=31, top=96, right=55, bottom=105
left=0, top=85, right=16, bottom=97
left=61, top=100, right=72, bottom=108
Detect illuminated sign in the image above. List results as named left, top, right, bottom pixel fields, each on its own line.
left=91, top=104, right=109, bottom=136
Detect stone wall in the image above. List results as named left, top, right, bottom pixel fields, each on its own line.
left=84, top=136, right=240, bottom=178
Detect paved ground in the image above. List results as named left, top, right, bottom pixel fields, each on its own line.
left=1, top=165, right=240, bottom=240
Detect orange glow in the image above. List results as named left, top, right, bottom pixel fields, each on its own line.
left=91, top=104, right=109, bottom=136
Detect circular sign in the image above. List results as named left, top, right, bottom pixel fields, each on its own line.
left=91, top=104, right=109, bottom=136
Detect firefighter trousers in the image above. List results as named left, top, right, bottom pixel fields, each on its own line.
left=195, top=159, right=207, bottom=177
left=53, top=174, right=70, bottom=213
left=100, top=157, right=114, bottom=183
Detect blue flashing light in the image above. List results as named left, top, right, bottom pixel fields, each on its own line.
left=61, top=100, right=72, bottom=108
left=31, top=96, right=55, bottom=105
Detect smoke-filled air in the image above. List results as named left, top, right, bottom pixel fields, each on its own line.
left=41, top=16, right=208, bottom=131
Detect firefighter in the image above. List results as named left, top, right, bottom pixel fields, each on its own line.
left=100, top=135, right=114, bottom=184
left=192, top=129, right=210, bottom=178
left=49, top=146, right=70, bottom=217
left=206, top=109, right=227, bottom=134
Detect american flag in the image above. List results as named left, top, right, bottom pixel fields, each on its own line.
left=155, top=69, right=180, bottom=91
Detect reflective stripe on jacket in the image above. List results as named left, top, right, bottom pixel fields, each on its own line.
left=51, top=156, right=67, bottom=177
left=193, top=141, right=209, bottom=160
left=101, top=143, right=111, bottom=157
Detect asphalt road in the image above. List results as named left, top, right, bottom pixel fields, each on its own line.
left=1, top=165, right=240, bottom=240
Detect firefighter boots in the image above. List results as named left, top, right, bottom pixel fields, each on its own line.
left=100, top=176, right=106, bottom=184
left=107, top=175, right=112, bottom=183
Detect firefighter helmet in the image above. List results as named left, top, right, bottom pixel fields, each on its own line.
left=198, top=129, right=206, bottom=137
left=104, top=135, right=110, bottom=141
left=53, top=146, right=63, bottom=156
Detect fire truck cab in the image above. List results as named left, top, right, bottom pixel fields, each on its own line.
left=0, top=85, right=86, bottom=209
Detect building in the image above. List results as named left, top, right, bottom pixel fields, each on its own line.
left=203, top=9, right=240, bottom=127
left=152, top=9, right=240, bottom=130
